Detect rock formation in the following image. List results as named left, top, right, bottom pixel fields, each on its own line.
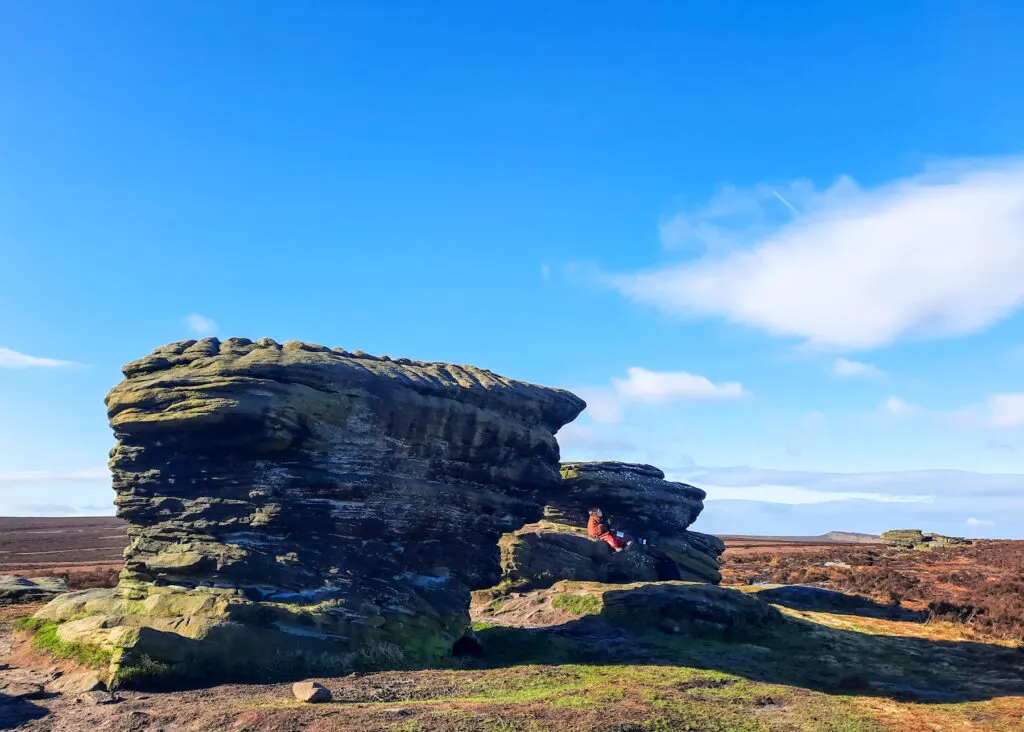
left=881, top=529, right=970, bottom=550
left=0, top=576, right=68, bottom=605
left=498, top=461, right=723, bottom=589
left=36, top=337, right=584, bottom=683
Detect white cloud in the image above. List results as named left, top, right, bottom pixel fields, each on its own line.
left=540, top=264, right=552, bottom=281
left=675, top=465, right=1024, bottom=538
left=882, top=396, right=918, bottom=417
left=966, top=517, right=995, bottom=527
left=831, top=358, right=884, bottom=378
left=944, top=392, right=1024, bottom=429
left=614, top=159, right=1024, bottom=350
left=579, top=367, right=747, bottom=424
left=700, top=483, right=932, bottom=505
left=184, top=313, right=218, bottom=336
left=0, top=348, right=80, bottom=369
left=0, top=467, right=109, bottom=487
left=984, top=393, right=1024, bottom=428
left=612, top=367, right=744, bottom=402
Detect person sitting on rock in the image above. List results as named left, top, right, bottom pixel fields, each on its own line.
left=588, top=507, right=629, bottom=551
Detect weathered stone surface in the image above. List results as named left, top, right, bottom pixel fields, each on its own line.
left=499, top=462, right=722, bottom=589
left=881, top=530, right=971, bottom=550
left=292, top=680, right=331, bottom=703
left=79, top=690, right=119, bottom=705
left=0, top=576, right=68, bottom=604
left=552, top=462, right=706, bottom=536
left=51, top=670, right=104, bottom=694
left=476, top=581, right=783, bottom=641
left=35, top=338, right=584, bottom=683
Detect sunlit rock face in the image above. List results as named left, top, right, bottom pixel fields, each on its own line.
left=39, top=337, right=584, bottom=683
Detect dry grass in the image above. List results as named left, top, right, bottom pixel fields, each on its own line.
left=722, top=540, right=1024, bottom=641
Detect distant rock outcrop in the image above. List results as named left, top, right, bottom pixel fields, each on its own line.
left=35, top=337, right=585, bottom=683
left=881, top=529, right=971, bottom=550
left=0, top=576, right=68, bottom=604
left=498, top=461, right=723, bottom=589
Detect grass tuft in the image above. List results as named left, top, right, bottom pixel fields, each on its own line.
left=551, top=592, right=603, bottom=616
left=25, top=620, right=113, bottom=668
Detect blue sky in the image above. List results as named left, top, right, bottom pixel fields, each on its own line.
left=2, top=2, right=1023, bottom=537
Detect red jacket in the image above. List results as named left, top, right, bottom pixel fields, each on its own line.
left=588, top=514, right=605, bottom=538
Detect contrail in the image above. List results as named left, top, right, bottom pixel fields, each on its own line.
left=773, top=190, right=800, bottom=215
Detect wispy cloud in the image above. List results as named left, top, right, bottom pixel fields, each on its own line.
left=184, top=313, right=218, bottom=336
left=0, top=348, right=81, bottom=369
left=944, top=392, right=1024, bottom=429
left=676, top=465, right=1022, bottom=537
left=579, top=367, right=747, bottom=423
left=831, top=358, right=884, bottom=378
left=613, top=159, right=1024, bottom=350
left=882, top=396, right=918, bottom=418
left=0, top=467, right=109, bottom=487
left=967, top=517, right=995, bottom=527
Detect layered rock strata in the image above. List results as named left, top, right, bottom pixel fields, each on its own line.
left=500, top=461, right=723, bottom=589
left=37, top=337, right=584, bottom=682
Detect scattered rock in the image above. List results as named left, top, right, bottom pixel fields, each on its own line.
left=292, top=681, right=331, bottom=703
left=37, top=338, right=584, bottom=682
left=79, top=690, right=119, bottom=705
left=0, top=575, right=68, bottom=604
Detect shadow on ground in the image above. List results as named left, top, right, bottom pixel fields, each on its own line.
left=0, top=692, right=47, bottom=730
left=750, top=584, right=926, bottom=621
left=469, top=585, right=1024, bottom=706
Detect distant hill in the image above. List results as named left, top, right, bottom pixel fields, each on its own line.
left=821, top=531, right=881, bottom=543
left=720, top=531, right=882, bottom=544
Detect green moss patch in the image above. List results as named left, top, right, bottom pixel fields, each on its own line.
left=18, top=619, right=113, bottom=668
left=551, top=592, right=603, bottom=616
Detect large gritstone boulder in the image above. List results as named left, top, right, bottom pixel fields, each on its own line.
left=498, top=461, right=723, bottom=590
left=881, top=529, right=971, bottom=550
left=34, top=337, right=584, bottom=684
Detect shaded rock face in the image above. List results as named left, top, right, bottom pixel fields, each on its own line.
left=39, top=337, right=584, bottom=682
left=499, top=461, right=723, bottom=589
left=475, top=580, right=783, bottom=642
left=881, top=530, right=970, bottom=550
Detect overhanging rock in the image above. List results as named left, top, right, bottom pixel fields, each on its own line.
left=36, top=337, right=584, bottom=683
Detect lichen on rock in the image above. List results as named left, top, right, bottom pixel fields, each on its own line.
left=35, top=337, right=585, bottom=683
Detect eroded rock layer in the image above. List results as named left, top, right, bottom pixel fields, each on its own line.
left=39, top=337, right=584, bottom=682
left=500, top=461, right=723, bottom=589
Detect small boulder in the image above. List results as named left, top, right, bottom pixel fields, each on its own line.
left=79, top=690, right=119, bottom=705
left=53, top=670, right=104, bottom=694
left=292, top=681, right=331, bottom=703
